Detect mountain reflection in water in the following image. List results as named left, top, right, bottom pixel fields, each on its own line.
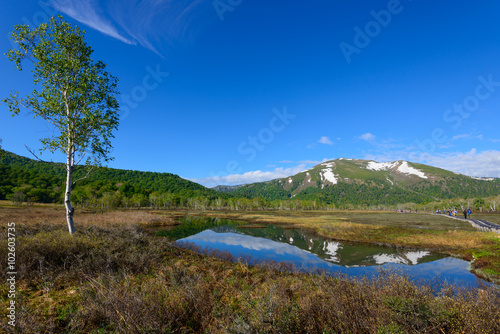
left=161, top=220, right=487, bottom=287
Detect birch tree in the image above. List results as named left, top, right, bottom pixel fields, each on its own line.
left=3, top=16, right=119, bottom=234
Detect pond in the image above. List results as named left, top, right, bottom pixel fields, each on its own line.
left=155, top=217, right=488, bottom=288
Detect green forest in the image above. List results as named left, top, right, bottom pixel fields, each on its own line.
left=1, top=149, right=499, bottom=211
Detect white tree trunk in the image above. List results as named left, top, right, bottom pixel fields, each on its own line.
left=65, top=148, right=76, bottom=234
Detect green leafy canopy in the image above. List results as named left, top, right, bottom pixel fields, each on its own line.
left=3, top=15, right=120, bottom=167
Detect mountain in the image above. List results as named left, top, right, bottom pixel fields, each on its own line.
left=228, top=159, right=500, bottom=205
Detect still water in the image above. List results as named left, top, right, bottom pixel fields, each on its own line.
left=155, top=217, right=487, bottom=288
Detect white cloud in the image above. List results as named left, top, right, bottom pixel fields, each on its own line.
left=452, top=133, right=483, bottom=141
left=49, top=0, right=136, bottom=45
left=318, top=136, right=333, bottom=145
left=452, top=134, right=471, bottom=140
left=192, top=164, right=307, bottom=187
left=363, top=147, right=500, bottom=178
left=424, top=149, right=500, bottom=177
left=359, top=133, right=376, bottom=142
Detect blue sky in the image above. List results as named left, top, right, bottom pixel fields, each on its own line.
left=1, top=0, right=499, bottom=187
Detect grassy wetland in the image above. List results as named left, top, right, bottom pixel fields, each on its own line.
left=1, top=205, right=500, bottom=333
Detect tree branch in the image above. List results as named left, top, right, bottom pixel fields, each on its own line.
left=24, top=144, right=51, bottom=163
left=74, top=150, right=87, bottom=166
left=72, top=165, right=94, bottom=187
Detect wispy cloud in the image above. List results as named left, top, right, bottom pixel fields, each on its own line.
left=318, top=136, right=333, bottom=145
left=299, top=158, right=329, bottom=165
left=359, top=132, right=376, bottom=142
left=49, top=0, right=214, bottom=55
left=49, top=0, right=135, bottom=45
left=192, top=164, right=307, bottom=187
left=452, top=133, right=483, bottom=141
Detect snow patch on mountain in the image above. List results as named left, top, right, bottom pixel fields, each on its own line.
left=472, top=177, right=495, bottom=181
left=366, top=161, right=398, bottom=171
left=365, top=160, right=428, bottom=179
left=320, top=162, right=338, bottom=185
left=397, top=161, right=427, bottom=179
left=322, top=169, right=338, bottom=184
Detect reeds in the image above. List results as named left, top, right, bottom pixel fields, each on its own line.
left=1, top=207, right=499, bottom=333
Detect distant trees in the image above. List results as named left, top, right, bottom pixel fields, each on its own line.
left=2, top=148, right=500, bottom=213
left=3, top=16, right=120, bottom=234
left=474, top=198, right=485, bottom=212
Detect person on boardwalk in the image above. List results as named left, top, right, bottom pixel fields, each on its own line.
left=463, top=209, right=467, bottom=219
left=467, top=208, right=472, bottom=218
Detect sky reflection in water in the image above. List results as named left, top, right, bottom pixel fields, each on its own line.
left=178, top=227, right=486, bottom=288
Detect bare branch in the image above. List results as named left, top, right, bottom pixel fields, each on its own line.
left=72, top=165, right=95, bottom=187
left=75, top=150, right=87, bottom=166
left=24, top=144, right=51, bottom=163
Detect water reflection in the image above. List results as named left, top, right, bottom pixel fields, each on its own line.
left=207, top=224, right=446, bottom=267
left=157, top=218, right=487, bottom=287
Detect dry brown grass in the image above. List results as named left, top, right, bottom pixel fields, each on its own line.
left=0, top=206, right=177, bottom=235
left=1, top=206, right=500, bottom=333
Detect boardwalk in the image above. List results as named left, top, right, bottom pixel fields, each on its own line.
left=466, top=218, right=500, bottom=233
left=436, top=213, right=500, bottom=233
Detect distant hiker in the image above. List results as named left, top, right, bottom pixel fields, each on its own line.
left=467, top=208, right=472, bottom=218
left=463, top=209, right=467, bottom=219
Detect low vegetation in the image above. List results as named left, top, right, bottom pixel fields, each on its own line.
left=192, top=210, right=500, bottom=282
left=1, top=206, right=500, bottom=333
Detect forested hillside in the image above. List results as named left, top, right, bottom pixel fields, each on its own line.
left=0, top=150, right=225, bottom=207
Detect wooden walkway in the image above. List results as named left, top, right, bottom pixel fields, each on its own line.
left=435, top=213, right=500, bottom=233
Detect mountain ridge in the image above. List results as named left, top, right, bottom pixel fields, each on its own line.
left=227, top=158, right=500, bottom=205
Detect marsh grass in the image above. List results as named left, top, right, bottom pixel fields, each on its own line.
left=1, top=207, right=500, bottom=333
left=472, top=212, right=500, bottom=225
left=192, top=210, right=500, bottom=281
